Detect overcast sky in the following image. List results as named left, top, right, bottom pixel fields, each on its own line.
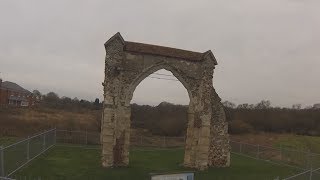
left=0, top=0, right=319, bottom=107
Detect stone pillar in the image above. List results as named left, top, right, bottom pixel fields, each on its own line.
left=184, top=112, right=212, bottom=169
left=209, top=122, right=230, bottom=167
left=208, top=97, right=231, bottom=167
left=183, top=89, right=212, bottom=170
left=114, top=105, right=131, bottom=166
left=183, top=111, right=194, bottom=167
left=101, top=104, right=115, bottom=167
left=101, top=101, right=131, bottom=167
left=196, top=124, right=211, bottom=170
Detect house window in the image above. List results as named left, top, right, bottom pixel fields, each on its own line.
left=21, top=101, right=29, bottom=107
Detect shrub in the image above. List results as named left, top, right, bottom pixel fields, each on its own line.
left=229, top=120, right=254, bottom=134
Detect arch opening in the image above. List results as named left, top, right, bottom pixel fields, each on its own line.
left=131, top=69, right=190, bottom=105
left=124, top=64, right=194, bottom=108
left=129, top=69, right=192, bottom=166
left=130, top=69, right=190, bottom=135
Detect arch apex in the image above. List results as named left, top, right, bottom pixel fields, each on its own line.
left=203, top=50, right=218, bottom=65
left=104, top=32, right=125, bottom=48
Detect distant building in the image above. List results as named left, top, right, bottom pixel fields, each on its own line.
left=0, top=78, right=35, bottom=107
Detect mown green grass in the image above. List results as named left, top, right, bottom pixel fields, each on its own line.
left=274, top=135, right=320, bottom=169
left=275, top=135, right=320, bottom=153
left=0, top=137, right=20, bottom=146
left=13, top=146, right=300, bottom=180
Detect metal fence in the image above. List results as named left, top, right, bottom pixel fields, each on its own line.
left=55, top=129, right=185, bottom=148
left=283, top=167, right=320, bottom=180
left=55, top=130, right=100, bottom=145
left=55, top=130, right=320, bottom=180
left=230, top=141, right=320, bottom=171
left=55, top=130, right=320, bottom=170
left=0, top=177, right=15, bottom=180
left=0, top=129, right=56, bottom=178
left=1, top=129, right=320, bottom=180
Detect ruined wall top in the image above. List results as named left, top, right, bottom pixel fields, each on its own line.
left=104, top=32, right=218, bottom=65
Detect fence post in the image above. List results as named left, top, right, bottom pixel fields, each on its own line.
left=309, top=151, right=313, bottom=180
left=43, top=131, right=46, bottom=151
left=308, top=151, right=312, bottom=170
left=163, top=136, right=166, bottom=148
left=280, top=145, right=283, bottom=161
left=257, top=145, right=260, bottom=159
left=27, top=136, right=30, bottom=161
left=0, top=146, right=4, bottom=176
left=65, top=130, right=67, bottom=143
left=54, top=128, right=57, bottom=145
left=85, top=130, right=88, bottom=145
left=140, top=135, right=142, bottom=146
left=239, top=143, right=242, bottom=153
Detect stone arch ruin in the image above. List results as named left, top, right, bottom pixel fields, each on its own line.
left=101, top=32, right=230, bottom=170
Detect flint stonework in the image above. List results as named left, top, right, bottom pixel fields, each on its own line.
left=101, top=32, right=230, bottom=170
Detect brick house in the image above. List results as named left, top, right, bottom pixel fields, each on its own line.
left=0, top=78, right=35, bottom=107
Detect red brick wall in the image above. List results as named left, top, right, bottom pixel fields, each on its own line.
left=27, top=96, right=36, bottom=106
left=0, top=88, right=9, bottom=105
left=0, top=88, right=33, bottom=106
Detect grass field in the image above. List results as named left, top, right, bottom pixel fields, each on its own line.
left=275, top=135, right=320, bottom=153
left=0, top=137, right=20, bottom=146
left=232, top=133, right=320, bottom=154
left=2, top=134, right=319, bottom=179
left=12, top=146, right=300, bottom=180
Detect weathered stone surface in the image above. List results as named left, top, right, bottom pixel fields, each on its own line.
left=101, top=32, right=230, bottom=170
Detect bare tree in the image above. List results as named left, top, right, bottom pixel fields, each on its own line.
left=292, top=104, right=302, bottom=109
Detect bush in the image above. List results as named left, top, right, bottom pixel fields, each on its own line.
left=229, top=120, right=254, bottom=134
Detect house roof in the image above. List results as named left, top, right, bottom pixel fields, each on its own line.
left=0, top=81, right=31, bottom=94
left=105, top=32, right=217, bottom=64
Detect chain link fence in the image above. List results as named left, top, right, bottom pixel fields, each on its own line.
left=55, top=130, right=320, bottom=180
left=0, top=177, right=15, bottom=180
left=1, top=129, right=320, bottom=180
left=0, top=129, right=56, bottom=178
left=283, top=167, right=320, bottom=180
left=55, top=129, right=185, bottom=148
left=55, top=130, right=320, bottom=170
left=230, top=141, right=320, bottom=170
left=312, top=168, right=320, bottom=179
left=55, top=130, right=100, bottom=145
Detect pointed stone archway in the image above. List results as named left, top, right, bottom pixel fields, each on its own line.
left=101, top=32, right=230, bottom=170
